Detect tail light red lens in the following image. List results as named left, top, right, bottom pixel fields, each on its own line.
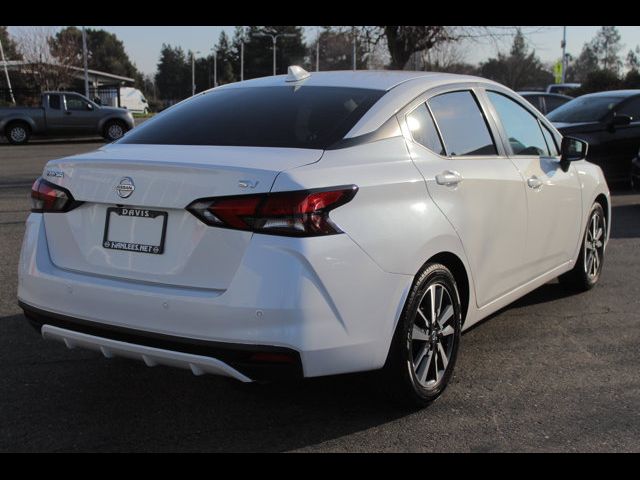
left=31, top=177, right=82, bottom=213
left=187, top=185, right=358, bottom=236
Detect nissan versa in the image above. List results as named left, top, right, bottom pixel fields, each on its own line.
left=18, top=68, right=610, bottom=407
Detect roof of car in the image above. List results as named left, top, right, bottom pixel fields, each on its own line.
left=581, top=89, right=640, bottom=98
left=518, top=91, right=572, bottom=99
left=216, top=70, right=493, bottom=92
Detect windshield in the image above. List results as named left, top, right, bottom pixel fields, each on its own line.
left=548, top=95, right=622, bottom=123
left=120, top=86, right=385, bottom=149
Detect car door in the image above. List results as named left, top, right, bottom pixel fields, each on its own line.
left=600, top=96, right=640, bottom=182
left=62, top=94, right=99, bottom=133
left=43, top=93, right=68, bottom=133
left=402, top=87, right=529, bottom=308
left=483, top=89, right=582, bottom=279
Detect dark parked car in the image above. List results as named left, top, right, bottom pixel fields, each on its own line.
left=548, top=90, right=640, bottom=184
left=518, top=92, right=572, bottom=115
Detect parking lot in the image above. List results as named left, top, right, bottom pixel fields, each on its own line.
left=0, top=140, right=639, bottom=452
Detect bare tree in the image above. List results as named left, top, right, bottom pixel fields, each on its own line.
left=352, top=26, right=545, bottom=70
left=12, top=26, right=79, bottom=91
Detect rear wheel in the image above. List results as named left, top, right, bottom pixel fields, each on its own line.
left=103, top=120, right=127, bottom=142
left=5, top=121, right=31, bottom=145
left=381, top=263, right=462, bottom=408
left=559, top=202, right=606, bottom=291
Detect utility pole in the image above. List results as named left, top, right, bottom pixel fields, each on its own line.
left=316, top=30, right=320, bottom=72
left=211, top=48, right=217, bottom=87
left=0, top=37, right=15, bottom=105
left=561, top=26, right=567, bottom=84
left=252, top=32, right=296, bottom=76
left=352, top=26, right=357, bottom=71
left=82, top=26, right=89, bottom=98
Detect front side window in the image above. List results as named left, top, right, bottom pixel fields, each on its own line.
left=487, top=91, right=549, bottom=156
left=616, top=97, right=640, bottom=120
left=427, top=91, right=497, bottom=156
left=120, top=86, right=385, bottom=149
left=406, top=103, right=445, bottom=155
left=65, top=95, right=89, bottom=111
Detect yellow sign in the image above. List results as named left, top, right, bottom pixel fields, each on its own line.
left=554, top=61, right=563, bottom=84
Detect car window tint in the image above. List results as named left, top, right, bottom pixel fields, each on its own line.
left=65, top=95, right=88, bottom=111
left=427, top=91, right=497, bottom=156
left=120, top=86, right=385, bottom=149
left=487, top=91, right=549, bottom=156
left=544, top=95, right=570, bottom=113
left=541, top=125, right=559, bottom=156
left=548, top=95, right=621, bottom=122
left=616, top=97, right=640, bottom=120
left=49, top=94, right=61, bottom=110
left=406, top=103, right=445, bottom=155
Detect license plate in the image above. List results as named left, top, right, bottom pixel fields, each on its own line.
left=102, top=207, right=167, bottom=255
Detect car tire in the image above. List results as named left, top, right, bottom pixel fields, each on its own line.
left=559, top=202, right=606, bottom=292
left=5, top=121, right=31, bottom=145
left=103, top=120, right=127, bottom=142
left=380, top=263, right=462, bottom=408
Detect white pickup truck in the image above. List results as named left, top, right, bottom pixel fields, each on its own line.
left=0, top=91, right=135, bottom=144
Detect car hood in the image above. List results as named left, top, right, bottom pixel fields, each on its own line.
left=99, top=106, right=129, bottom=114
left=552, top=121, right=601, bottom=133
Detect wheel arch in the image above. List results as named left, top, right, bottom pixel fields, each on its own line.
left=594, top=193, right=609, bottom=241
left=424, top=252, right=471, bottom=327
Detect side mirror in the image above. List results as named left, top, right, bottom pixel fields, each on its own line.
left=560, top=136, right=588, bottom=171
left=611, top=113, right=632, bottom=127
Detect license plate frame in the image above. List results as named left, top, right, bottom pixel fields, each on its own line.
left=102, top=207, right=168, bottom=255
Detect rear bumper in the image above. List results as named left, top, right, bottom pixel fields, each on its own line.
left=21, top=301, right=301, bottom=381
left=18, top=213, right=412, bottom=379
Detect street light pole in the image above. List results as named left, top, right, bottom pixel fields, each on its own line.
left=190, top=50, right=200, bottom=96
left=252, top=32, right=297, bottom=76
left=561, top=26, right=567, bottom=84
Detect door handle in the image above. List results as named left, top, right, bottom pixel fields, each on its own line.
left=435, top=170, right=462, bottom=186
left=527, top=176, right=543, bottom=189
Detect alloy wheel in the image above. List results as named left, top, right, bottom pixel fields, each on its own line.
left=583, top=211, right=605, bottom=280
left=410, top=282, right=456, bottom=388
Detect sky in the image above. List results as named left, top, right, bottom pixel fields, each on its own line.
left=7, top=26, right=640, bottom=77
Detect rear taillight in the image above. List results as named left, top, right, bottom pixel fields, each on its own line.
left=186, top=185, right=358, bottom=237
left=31, top=177, right=82, bottom=213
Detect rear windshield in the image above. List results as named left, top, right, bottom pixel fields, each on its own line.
left=547, top=95, right=622, bottom=123
left=120, top=86, right=385, bottom=149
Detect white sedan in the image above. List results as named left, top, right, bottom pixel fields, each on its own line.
left=18, top=67, right=610, bottom=407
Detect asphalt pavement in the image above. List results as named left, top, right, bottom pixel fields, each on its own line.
left=0, top=140, right=638, bottom=452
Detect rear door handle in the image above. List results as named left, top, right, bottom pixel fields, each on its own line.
left=527, top=176, right=543, bottom=189
left=435, top=170, right=462, bottom=186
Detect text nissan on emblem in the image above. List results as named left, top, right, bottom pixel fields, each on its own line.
left=115, top=177, right=135, bottom=198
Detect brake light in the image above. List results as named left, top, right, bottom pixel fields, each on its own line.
left=186, top=185, right=358, bottom=236
left=31, top=177, right=82, bottom=213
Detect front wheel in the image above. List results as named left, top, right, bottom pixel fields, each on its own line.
left=559, top=202, right=606, bottom=291
left=381, top=263, right=462, bottom=408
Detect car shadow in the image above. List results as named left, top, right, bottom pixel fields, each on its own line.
left=610, top=203, right=640, bottom=239
left=1, top=313, right=413, bottom=452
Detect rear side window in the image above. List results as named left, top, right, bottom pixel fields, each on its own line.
left=487, top=91, right=549, bottom=156
left=49, top=94, right=61, bottom=110
left=120, top=86, right=385, bottom=149
left=406, top=103, right=445, bottom=155
left=428, top=91, right=497, bottom=156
